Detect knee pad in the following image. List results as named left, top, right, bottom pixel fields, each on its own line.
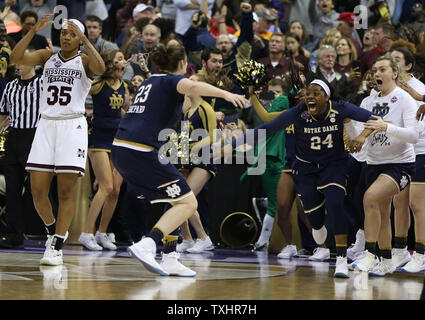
left=312, top=225, right=328, bottom=245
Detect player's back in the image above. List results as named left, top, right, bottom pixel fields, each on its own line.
left=41, top=52, right=91, bottom=118
left=115, top=72, right=186, bottom=150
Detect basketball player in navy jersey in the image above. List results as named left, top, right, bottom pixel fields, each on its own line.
left=219, top=80, right=375, bottom=278
left=11, top=15, right=105, bottom=265
left=112, top=42, right=248, bottom=276
left=247, top=84, right=315, bottom=259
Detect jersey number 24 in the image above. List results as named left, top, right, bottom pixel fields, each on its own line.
left=310, top=134, right=334, bottom=150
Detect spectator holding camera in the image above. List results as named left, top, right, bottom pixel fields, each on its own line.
left=174, top=0, right=214, bottom=40
left=183, top=10, right=215, bottom=54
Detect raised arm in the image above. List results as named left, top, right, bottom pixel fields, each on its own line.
left=236, top=2, right=254, bottom=46
left=341, top=100, right=375, bottom=122
left=214, top=106, right=297, bottom=160
left=251, top=94, right=286, bottom=122
left=10, top=14, right=54, bottom=66
left=308, top=0, right=319, bottom=25
left=232, top=106, right=297, bottom=149
left=66, top=20, right=106, bottom=77
left=176, top=78, right=249, bottom=109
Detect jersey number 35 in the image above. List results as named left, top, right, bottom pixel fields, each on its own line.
left=46, top=86, right=72, bottom=106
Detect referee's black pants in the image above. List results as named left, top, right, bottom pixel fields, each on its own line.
left=2, top=128, right=36, bottom=242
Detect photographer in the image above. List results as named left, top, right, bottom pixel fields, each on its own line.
left=183, top=10, right=216, bottom=65
left=174, top=0, right=215, bottom=39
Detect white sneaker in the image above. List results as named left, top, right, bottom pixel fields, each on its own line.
left=392, top=247, right=411, bottom=268
left=352, top=250, right=378, bottom=272
left=277, top=245, right=297, bottom=259
left=95, top=231, right=117, bottom=250
left=401, top=252, right=425, bottom=273
left=45, top=231, right=69, bottom=248
left=186, top=237, right=214, bottom=253
left=159, top=252, right=196, bottom=277
left=40, top=246, right=63, bottom=266
left=79, top=232, right=103, bottom=251
left=176, top=240, right=194, bottom=253
left=369, top=258, right=396, bottom=277
left=348, top=251, right=365, bottom=270
left=347, top=229, right=365, bottom=261
left=252, top=241, right=269, bottom=252
left=308, top=247, right=330, bottom=261
left=107, top=233, right=116, bottom=243
left=128, top=237, right=169, bottom=276
left=334, top=256, right=349, bottom=278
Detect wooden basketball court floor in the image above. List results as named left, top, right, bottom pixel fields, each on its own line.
left=0, top=240, right=424, bottom=301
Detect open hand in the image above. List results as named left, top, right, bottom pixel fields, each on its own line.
left=364, top=115, right=387, bottom=132
left=66, top=19, right=86, bottom=41
left=34, top=14, right=54, bottom=32
left=223, top=92, right=249, bottom=109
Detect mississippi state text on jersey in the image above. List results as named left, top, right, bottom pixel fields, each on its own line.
left=41, top=52, right=92, bottom=118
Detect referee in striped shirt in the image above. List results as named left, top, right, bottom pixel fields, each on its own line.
left=0, top=60, right=42, bottom=248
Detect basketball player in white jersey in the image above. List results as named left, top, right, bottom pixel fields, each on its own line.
left=11, top=14, right=106, bottom=265
left=390, top=47, right=425, bottom=272
left=348, top=56, right=422, bottom=276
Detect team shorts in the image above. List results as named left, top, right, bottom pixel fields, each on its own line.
left=411, top=154, right=425, bottom=184
left=26, top=116, right=88, bottom=176
left=88, top=127, right=118, bottom=152
left=365, top=162, right=415, bottom=192
left=292, top=159, right=347, bottom=214
left=111, top=145, right=193, bottom=204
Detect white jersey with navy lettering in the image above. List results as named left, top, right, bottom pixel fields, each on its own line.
left=40, top=52, right=91, bottom=118
left=408, top=76, right=425, bottom=155
left=350, top=90, right=379, bottom=162
left=361, top=86, right=418, bottom=164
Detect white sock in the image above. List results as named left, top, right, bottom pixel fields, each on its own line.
left=257, top=214, right=275, bottom=245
